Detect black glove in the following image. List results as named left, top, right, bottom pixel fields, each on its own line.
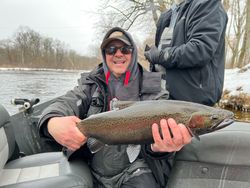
left=144, top=45, right=169, bottom=66
left=144, top=45, right=160, bottom=65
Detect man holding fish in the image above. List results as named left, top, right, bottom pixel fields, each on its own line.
left=38, top=27, right=193, bottom=188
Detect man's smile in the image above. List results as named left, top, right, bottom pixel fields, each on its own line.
left=113, top=58, right=126, bottom=64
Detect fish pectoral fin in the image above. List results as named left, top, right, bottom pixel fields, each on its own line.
left=87, top=137, right=105, bottom=153
left=186, top=126, right=200, bottom=141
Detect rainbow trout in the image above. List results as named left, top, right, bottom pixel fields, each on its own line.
left=77, top=100, right=234, bottom=151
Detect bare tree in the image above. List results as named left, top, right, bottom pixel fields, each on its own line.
left=14, top=26, right=30, bottom=66
left=0, top=26, right=98, bottom=70
left=222, top=0, right=230, bottom=12
left=54, top=39, right=67, bottom=68
left=0, top=39, right=18, bottom=66
left=238, top=0, right=250, bottom=67
left=42, top=37, right=55, bottom=66
left=94, top=0, right=172, bottom=40
left=211, top=0, right=249, bottom=68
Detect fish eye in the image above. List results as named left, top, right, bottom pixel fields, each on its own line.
left=211, top=114, right=219, bottom=120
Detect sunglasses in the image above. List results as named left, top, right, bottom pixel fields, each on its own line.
left=105, top=46, right=133, bottom=55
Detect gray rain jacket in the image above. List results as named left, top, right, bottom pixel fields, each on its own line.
left=38, top=27, right=172, bottom=187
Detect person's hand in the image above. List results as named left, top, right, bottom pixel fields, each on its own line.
left=151, top=118, right=192, bottom=152
left=144, top=45, right=161, bottom=65
left=48, top=116, right=87, bottom=151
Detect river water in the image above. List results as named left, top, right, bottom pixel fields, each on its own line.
left=0, top=69, right=249, bottom=122
left=0, top=69, right=85, bottom=115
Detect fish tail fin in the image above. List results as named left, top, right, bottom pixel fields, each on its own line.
left=87, top=137, right=105, bottom=153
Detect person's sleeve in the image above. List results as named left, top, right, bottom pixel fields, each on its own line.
left=38, top=75, right=93, bottom=139
left=155, top=10, right=172, bottom=47
left=164, top=0, right=228, bottom=69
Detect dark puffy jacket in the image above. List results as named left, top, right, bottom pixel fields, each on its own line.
left=38, top=63, right=172, bottom=187
left=155, top=0, right=228, bottom=106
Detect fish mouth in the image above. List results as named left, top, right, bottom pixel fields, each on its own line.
left=190, top=118, right=235, bottom=141
left=211, top=118, right=234, bottom=130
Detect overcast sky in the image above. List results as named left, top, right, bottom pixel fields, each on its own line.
left=0, top=0, right=102, bottom=56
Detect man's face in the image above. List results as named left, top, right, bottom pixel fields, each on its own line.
left=104, top=40, right=132, bottom=78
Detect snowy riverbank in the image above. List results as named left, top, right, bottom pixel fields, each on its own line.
left=220, top=63, right=250, bottom=111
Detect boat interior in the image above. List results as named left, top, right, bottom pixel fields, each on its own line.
left=1, top=100, right=250, bottom=188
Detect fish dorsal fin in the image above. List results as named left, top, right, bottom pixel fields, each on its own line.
left=110, top=98, right=136, bottom=110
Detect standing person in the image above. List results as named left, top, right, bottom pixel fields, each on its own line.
left=38, top=27, right=192, bottom=188
left=144, top=0, right=228, bottom=106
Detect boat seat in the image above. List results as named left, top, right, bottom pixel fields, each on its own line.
left=0, top=104, right=93, bottom=188
left=167, top=121, right=250, bottom=188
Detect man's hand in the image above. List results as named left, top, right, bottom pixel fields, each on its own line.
left=151, top=118, right=192, bottom=152
left=48, top=116, right=87, bottom=151
left=144, top=45, right=161, bottom=65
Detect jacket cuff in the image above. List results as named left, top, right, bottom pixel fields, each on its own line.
left=40, top=121, right=53, bottom=139
left=39, top=114, right=63, bottom=139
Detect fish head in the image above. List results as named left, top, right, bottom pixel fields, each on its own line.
left=187, top=108, right=234, bottom=136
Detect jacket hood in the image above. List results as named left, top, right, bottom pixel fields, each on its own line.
left=101, top=27, right=138, bottom=85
